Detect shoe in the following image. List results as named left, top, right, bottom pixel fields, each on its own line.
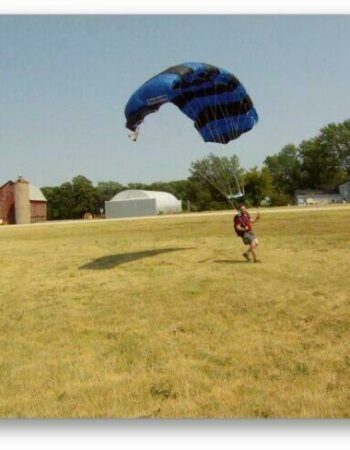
left=243, top=252, right=251, bottom=262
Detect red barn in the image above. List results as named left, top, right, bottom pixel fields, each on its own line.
left=29, top=184, right=47, bottom=222
left=0, top=177, right=47, bottom=224
left=0, top=180, right=15, bottom=224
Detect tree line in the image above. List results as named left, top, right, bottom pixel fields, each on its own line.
left=41, top=119, right=350, bottom=219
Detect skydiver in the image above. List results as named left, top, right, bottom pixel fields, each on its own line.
left=233, top=202, right=261, bottom=263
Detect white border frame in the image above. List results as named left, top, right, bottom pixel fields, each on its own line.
left=0, top=0, right=350, bottom=14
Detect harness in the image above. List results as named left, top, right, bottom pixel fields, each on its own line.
left=234, top=214, right=243, bottom=237
left=233, top=212, right=250, bottom=237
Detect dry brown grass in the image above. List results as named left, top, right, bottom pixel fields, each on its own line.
left=0, top=209, right=349, bottom=418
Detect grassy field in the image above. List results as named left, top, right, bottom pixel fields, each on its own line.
left=0, top=208, right=349, bottom=418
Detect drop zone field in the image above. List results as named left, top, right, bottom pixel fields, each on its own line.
left=0, top=206, right=349, bottom=418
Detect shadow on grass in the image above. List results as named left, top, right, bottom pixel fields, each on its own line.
left=214, top=259, right=249, bottom=264
left=80, top=247, right=194, bottom=270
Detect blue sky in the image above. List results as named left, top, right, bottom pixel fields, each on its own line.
left=1, top=15, right=350, bottom=187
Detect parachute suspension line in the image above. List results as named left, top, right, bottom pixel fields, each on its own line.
left=216, top=76, right=247, bottom=197
left=234, top=85, right=258, bottom=198
left=194, top=82, right=235, bottom=200
left=196, top=155, right=233, bottom=203
left=202, top=74, right=237, bottom=198
left=211, top=78, right=253, bottom=200
left=176, top=78, right=235, bottom=202
left=197, top=75, right=231, bottom=198
left=190, top=75, right=232, bottom=199
left=204, top=73, right=243, bottom=200
left=234, top=84, right=259, bottom=197
left=194, top=158, right=234, bottom=202
left=201, top=156, right=233, bottom=201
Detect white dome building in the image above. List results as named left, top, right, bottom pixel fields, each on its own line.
left=105, top=190, right=182, bottom=219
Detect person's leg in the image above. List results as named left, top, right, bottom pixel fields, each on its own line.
left=248, top=240, right=259, bottom=263
left=242, top=235, right=252, bottom=261
left=242, top=234, right=260, bottom=262
left=243, top=248, right=251, bottom=261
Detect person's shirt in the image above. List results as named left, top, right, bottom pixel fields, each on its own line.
left=233, top=211, right=252, bottom=236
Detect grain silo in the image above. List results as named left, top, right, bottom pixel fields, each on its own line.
left=15, top=177, right=31, bottom=224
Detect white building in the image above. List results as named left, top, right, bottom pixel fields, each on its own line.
left=105, top=189, right=182, bottom=219
left=338, top=178, right=350, bottom=201
left=295, top=189, right=343, bottom=206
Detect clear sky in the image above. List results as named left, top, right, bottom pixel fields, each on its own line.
left=1, top=15, right=350, bottom=187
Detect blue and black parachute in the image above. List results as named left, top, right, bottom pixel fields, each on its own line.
left=124, top=62, right=258, bottom=144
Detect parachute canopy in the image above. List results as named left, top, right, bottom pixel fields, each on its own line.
left=124, top=62, right=258, bottom=144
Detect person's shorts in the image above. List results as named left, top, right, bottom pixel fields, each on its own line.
left=242, top=232, right=257, bottom=245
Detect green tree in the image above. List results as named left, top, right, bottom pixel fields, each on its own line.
left=43, top=176, right=99, bottom=220
left=243, top=167, right=273, bottom=206
left=41, top=185, right=74, bottom=220
left=188, top=153, right=243, bottom=210
left=70, top=175, right=99, bottom=218
left=167, top=180, right=189, bottom=204
left=264, top=144, right=302, bottom=197
left=264, top=120, right=350, bottom=198
left=127, top=182, right=147, bottom=190
left=96, top=181, right=125, bottom=211
left=299, top=136, right=345, bottom=190
left=185, top=179, right=220, bottom=211
left=316, top=120, right=350, bottom=176
left=297, top=120, right=350, bottom=189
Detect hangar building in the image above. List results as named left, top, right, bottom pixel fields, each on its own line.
left=105, top=189, right=182, bottom=219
